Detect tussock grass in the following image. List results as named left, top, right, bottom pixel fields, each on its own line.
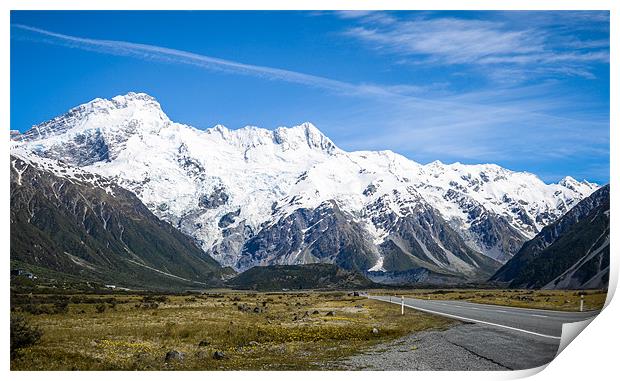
left=10, top=291, right=453, bottom=370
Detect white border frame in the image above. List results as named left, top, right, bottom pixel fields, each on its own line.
left=2, top=2, right=616, bottom=380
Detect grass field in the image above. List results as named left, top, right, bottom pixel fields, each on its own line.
left=10, top=291, right=454, bottom=370
left=371, top=289, right=607, bottom=311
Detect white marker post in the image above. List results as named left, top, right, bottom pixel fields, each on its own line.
left=401, top=296, right=404, bottom=315
left=580, top=295, right=584, bottom=312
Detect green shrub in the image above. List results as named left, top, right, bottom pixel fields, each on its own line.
left=11, top=315, right=42, bottom=359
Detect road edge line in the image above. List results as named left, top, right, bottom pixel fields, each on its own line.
left=371, top=296, right=562, bottom=340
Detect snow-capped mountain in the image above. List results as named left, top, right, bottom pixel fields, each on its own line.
left=13, top=92, right=599, bottom=279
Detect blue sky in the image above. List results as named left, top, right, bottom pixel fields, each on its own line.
left=10, top=11, right=610, bottom=183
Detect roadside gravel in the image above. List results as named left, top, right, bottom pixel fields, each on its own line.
left=339, top=323, right=559, bottom=370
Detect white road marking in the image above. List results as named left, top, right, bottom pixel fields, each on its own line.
left=439, top=299, right=600, bottom=315
left=417, top=298, right=599, bottom=318
left=372, top=296, right=562, bottom=340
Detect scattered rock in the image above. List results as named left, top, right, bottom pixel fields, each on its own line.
left=165, top=350, right=185, bottom=362
left=312, top=310, right=320, bottom=315
left=326, top=311, right=336, bottom=316
left=199, top=187, right=229, bottom=209
left=133, top=352, right=150, bottom=363
left=248, top=341, right=259, bottom=346
left=198, top=339, right=210, bottom=347
left=218, top=209, right=240, bottom=228
left=355, top=305, right=364, bottom=308
left=372, top=327, right=379, bottom=335
left=238, top=303, right=251, bottom=312
left=274, top=344, right=286, bottom=354
left=195, top=350, right=210, bottom=359
left=213, top=351, right=226, bottom=360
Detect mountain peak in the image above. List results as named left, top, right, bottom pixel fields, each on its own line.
left=558, top=176, right=598, bottom=193
left=69, top=92, right=164, bottom=117
left=559, top=175, right=577, bottom=185
left=205, top=122, right=339, bottom=154
left=273, top=122, right=338, bottom=153
left=18, top=92, right=169, bottom=142
left=110, top=92, right=162, bottom=108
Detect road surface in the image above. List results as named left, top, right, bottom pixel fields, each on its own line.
left=345, top=295, right=602, bottom=370
left=371, top=295, right=599, bottom=339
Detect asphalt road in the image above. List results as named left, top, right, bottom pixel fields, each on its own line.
left=355, top=295, right=602, bottom=370
left=371, top=295, right=600, bottom=339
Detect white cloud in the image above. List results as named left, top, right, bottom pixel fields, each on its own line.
left=12, top=24, right=361, bottom=95
left=341, top=13, right=609, bottom=80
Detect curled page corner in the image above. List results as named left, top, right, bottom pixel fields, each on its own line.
left=556, top=315, right=598, bottom=356
left=511, top=363, right=550, bottom=379
left=513, top=314, right=602, bottom=379
left=604, top=278, right=617, bottom=308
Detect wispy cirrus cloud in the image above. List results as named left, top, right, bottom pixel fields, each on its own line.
left=339, top=12, right=609, bottom=80
left=10, top=23, right=556, bottom=114
left=11, top=23, right=464, bottom=111
left=12, top=24, right=361, bottom=94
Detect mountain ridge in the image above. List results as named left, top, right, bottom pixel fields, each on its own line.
left=12, top=92, right=599, bottom=280
left=490, top=185, right=609, bottom=289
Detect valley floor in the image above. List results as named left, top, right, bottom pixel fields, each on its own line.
left=10, top=288, right=606, bottom=370
left=10, top=291, right=453, bottom=370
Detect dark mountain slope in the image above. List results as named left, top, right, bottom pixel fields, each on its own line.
left=226, top=263, right=375, bottom=291
left=490, top=185, right=609, bottom=289
left=238, top=201, right=380, bottom=272
left=10, top=154, right=223, bottom=290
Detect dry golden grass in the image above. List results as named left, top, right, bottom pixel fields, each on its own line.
left=11, top=291, right=453, bottom=370
left=371, top=289, right=607, bottom=311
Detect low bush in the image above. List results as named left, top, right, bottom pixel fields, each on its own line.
left=11, top=315, right=42, bottom=359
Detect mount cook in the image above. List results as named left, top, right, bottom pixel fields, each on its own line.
left=11, top=92, right=599, bottom=283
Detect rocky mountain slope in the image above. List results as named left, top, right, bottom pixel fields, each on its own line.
left=12, top=92, right=599, bottom=281
left=10, top=149, right=224, bottom=290
left=490, top=185, right=609, bottom=289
